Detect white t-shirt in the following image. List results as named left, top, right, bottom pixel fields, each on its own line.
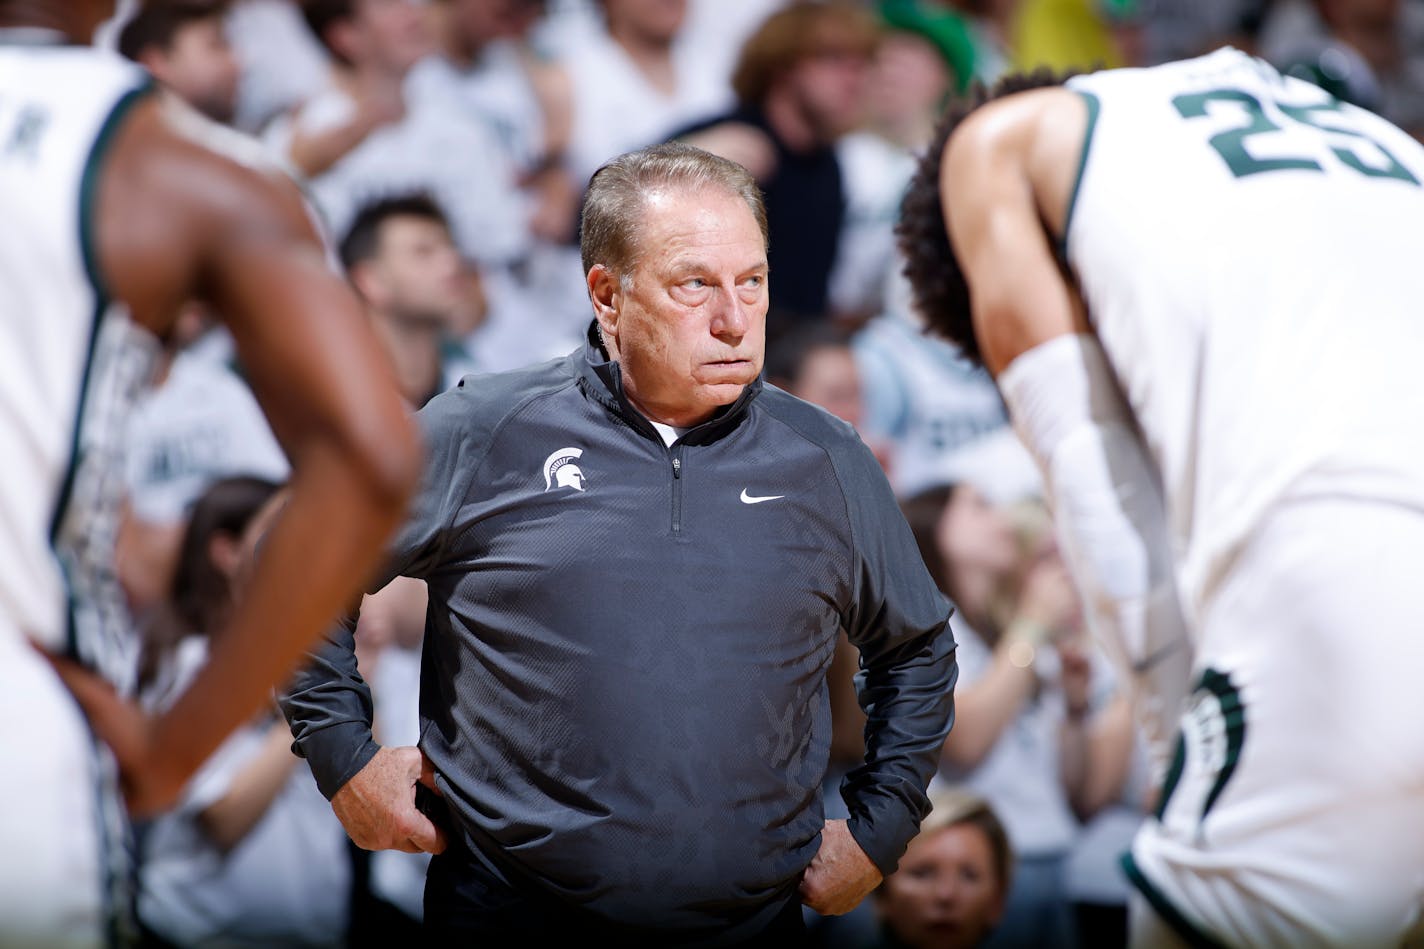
left=830, top=131, right=916, bottom=318
left=406, top=42, right=546, bottom=174
left=225, top=0, right=332, bottom=135
left=559, top=26, right=732, bottom=190
left=124, top=351, right=289, bottom=525
left=931, top=622, right=1080, bottom=859
left=264, top=81, right=528, bottom=267
left=853, top=308, right=1040, bottom=503
left=138, top=638, right=352, bottom=948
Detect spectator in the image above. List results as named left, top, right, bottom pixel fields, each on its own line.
left=864, top=788, right=1012, bottom=949
left=413, top=0, right=577, bottom=242
left=339, top=193, right=483, bottom=408
left=674, top=1, right=879, bottom=345
left=901, top=483, right=1098, bottom=949
left=118, top=304, right=290, bottom=674
left=853, top=294, right=1039, bottom=503
left=281, top=141, right=958, bottom=944
left=1258, top=0, right=1424, bottom=138
left=224, top=0, right=333, bottom=133
left=265, top=0, right=526, bottom=271
left=411, top=0, right=594, bottom=337
left=136, top=477, right=354, bottom=949
left=553, top=0, right=733, bottom=192
left=117, top=0, right=242, bottom=124
left=833, top=5, right=962, bottom=325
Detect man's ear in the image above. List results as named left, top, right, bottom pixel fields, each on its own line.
left=587, top=264, right=620, bottom=341
left=136, top=48, right=170, bottom=84
left=348, top=260, right=384, bottom=309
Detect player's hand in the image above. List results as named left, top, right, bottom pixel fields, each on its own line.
left=799, top=819, right=882, bottom=915
left=36, top=646, right=186, bottom=817
left=331, top=745, right=448, bottom=855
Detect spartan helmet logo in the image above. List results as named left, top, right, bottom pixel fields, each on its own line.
left=543, top=447, right=587, bottom=492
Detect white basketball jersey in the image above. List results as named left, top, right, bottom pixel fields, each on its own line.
left=0, top=44, right=158, bottom=684
left=1065, top=48, right=1424, bottom=621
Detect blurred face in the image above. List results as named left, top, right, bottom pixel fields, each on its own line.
left=590, top=186, right=768, bottom=427
left=790, top=345, right=863, bottom=429
left=868, top=31, right=951, bottom=131
left=229, top=490, right=287, bottom=597
left=604, top=0, right=686, bottom=46
left=786, top=32, right=873, bottom=142
left=148, top=16, right=240, bottom=124
left=449, top=0, right=528, bottom=47
left=346, top=0, right=432, bottom=74
left=878, top=823, right=1006, bottom=949
left=936, top=484, right=1019, bottom=578
left=362, top=215, right=469, bottom=321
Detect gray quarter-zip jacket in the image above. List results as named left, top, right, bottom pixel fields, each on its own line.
left=281, top=326, right=957, bottom=939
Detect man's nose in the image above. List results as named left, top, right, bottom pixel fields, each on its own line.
left=710, top=286, right=749, bottom=339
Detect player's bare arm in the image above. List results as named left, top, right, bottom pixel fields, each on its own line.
left=940, top=86, right=1194, bottom=777
left=50, top=95, right=422, bottom=815
left=940, top=88, right=1090, bottom=378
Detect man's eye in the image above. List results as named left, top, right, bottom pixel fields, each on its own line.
left=684, top=278, right=706, bottom=289
left=743, top=275, right=764, bottom=288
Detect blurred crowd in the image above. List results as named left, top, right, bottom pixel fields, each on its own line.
left=100, top=0, right=1424, bottom=946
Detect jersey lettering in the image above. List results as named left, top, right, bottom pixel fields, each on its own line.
left=1173, top=87, right=1420, bottom=186
left=0, top=98, right=50, bottom=161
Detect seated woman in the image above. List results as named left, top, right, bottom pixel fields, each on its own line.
left=866, top=787, right=1012, bottom=949
left=134, top=476, right=353, bottom=949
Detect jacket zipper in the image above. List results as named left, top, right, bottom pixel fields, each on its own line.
left=670, top=449, right=682, bottom=533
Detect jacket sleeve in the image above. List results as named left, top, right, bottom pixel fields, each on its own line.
left=835, top=438, right=958, bottom=877
left=278, top=386, right=482, bottom=799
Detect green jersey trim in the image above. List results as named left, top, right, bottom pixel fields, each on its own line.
left=50, top=81, right=153, bottom=656
left=1060, top=88, right=1101, bottom=258
left=1121, top=851, right=1229, bottom=949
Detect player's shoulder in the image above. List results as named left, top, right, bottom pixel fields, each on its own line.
left=0, top=42, right=145, bottom=84
left=948, top=84, right=1081, bottom=166
left=103, top=91, right=315, bottom=250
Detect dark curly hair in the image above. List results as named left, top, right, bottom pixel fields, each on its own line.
left=896, top=69, right=1076, bottom=367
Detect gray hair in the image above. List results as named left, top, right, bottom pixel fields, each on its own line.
left=580, top=141, right=769, bottom=285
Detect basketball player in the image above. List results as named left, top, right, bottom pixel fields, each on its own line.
left=0, top=0, right=420, bottom=943
left=898, top=47, right=1424, bottom=947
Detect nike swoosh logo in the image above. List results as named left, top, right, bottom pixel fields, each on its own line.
left=740, top=489, right=785, bottom=504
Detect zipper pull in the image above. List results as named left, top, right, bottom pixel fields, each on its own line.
left=672, top=456, right=682, bottom=479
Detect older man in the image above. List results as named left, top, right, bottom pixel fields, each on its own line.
left=282, top=142, right=957, bottom=946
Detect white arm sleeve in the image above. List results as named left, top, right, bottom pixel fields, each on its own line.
left=998, top=333, right=1193, bottom=784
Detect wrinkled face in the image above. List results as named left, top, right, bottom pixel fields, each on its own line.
left=936, top=484, right=1019, bottom=578
left=878, top=823, right=1006, bottom=949
left=364, top=215, right=469, bottom=321
left=789, top=345, right=863, bottom=429
left=152, top=17, right=240, bottom=124
left=591, top=186, right=768, bottom=428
